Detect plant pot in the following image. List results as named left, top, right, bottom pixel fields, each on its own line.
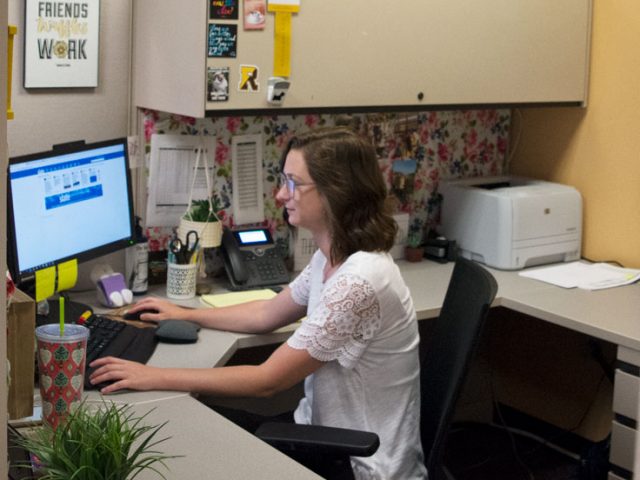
left=405, top=246, right=424, bottom=263
left=178, top=219, right=222, bottom=248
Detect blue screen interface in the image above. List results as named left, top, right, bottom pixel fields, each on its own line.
left=9, top=141, right=133, bottom=275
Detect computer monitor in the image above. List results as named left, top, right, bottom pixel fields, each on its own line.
left=7, top=137, right=135, bottom=291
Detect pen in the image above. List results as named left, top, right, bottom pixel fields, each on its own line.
left=190, top=247, right=199, bottom=264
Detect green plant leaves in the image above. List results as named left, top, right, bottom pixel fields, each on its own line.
left=14, top=401, right=180, bottom=480
left=183, top=197, right=221, bottom=222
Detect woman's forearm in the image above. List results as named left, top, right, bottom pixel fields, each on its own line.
left=154, top=364, right=281, bottom=397
left=184, top=300, right=274, bottom=333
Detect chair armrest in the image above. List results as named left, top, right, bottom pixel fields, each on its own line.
left=255, top=422, right=380, bottom=457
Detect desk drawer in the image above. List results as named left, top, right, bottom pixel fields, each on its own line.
left=618, top=346, right=640, bottom=368
left=613, top=370, right=639, bottom=422
left=610, top=421, right=636, bottom=473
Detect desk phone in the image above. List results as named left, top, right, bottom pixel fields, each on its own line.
left=221, top=227, right=289, bottom=290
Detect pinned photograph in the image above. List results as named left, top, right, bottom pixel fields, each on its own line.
left=392, top=158, right=417, bottom=200
left=208, top=67, right=230, bottom=101
left=243, top=0, right=266, bottom=30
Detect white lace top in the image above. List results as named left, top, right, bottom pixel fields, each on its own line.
left=288, top=250, right=427, bottom=480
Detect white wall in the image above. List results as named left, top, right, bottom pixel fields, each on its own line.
left=7, top=0, right=132, bottom=157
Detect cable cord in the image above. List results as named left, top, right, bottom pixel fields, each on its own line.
left=490, top=384, right=536, bottom=480
left=487, top=348, right=609, bottom=480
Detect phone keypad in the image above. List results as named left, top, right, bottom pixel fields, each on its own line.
left=243, top=248, right=288, bottom=283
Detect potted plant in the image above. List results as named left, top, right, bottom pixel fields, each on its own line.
left=404, top=231, right=424, bottom=262
left=178, top=195, right=223, bottom=248
left=14, top=401, right=177, bottom=480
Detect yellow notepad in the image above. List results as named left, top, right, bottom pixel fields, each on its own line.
left=201, top=289, right=277, bottom=307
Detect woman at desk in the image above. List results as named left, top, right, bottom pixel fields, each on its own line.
left=90, top=127, right=427, bottom=480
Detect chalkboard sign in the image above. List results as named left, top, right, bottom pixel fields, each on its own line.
left=208, top=24, right=237, bottom=58
left=210, top=0, right=239, bottom=20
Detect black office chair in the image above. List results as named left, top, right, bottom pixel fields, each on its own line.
left=256, top=258, right=498, bottom=479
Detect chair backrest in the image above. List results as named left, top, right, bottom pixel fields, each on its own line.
left=420, top=257, right=498, bottom=479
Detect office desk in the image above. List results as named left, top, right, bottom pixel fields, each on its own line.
left=76, top=260, right=639, bottom=479
left=406, top=261, right=640, bottom=480
left=129, top=396, right=323, bottom=480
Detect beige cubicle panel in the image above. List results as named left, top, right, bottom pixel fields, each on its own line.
left=133, top=0, right=592, bottom=117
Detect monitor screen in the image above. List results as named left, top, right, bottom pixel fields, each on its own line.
left=7, top=138, right=135, bottom=286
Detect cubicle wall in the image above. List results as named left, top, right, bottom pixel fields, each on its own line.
left=140, top=108, right=510, bottom=251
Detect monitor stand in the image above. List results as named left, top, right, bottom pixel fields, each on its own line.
left=36, top=296, right=93, bottom=327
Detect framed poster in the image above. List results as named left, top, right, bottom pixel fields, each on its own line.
left=24, top=0, right=100, bottom=88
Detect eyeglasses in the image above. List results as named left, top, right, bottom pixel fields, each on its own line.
left=278, top=173, right=315, bottom=196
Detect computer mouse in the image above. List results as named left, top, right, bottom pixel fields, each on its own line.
left=155, top=320, right=200, bottom=344
left=123, top=308, right=159, bottom=321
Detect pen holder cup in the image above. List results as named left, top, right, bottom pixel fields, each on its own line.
left=166, top=262, right=198, bottom=300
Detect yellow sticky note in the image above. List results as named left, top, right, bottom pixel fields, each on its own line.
left=57, top=259, right=78, bottom=292
left=201, top=289, right=277, bottom=307
left=35, top=266, right=56, bottom=302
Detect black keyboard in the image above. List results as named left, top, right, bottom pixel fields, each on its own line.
left=82, top=314, right=158, bottom=389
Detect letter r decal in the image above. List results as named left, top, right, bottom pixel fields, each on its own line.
left=239, top=65, right=259, bottom=91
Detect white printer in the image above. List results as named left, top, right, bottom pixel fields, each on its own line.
left=439, top=176, right=582, bottom=270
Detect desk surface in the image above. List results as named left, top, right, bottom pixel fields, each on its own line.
left=130, top=396, right=322, bottom=480
left=74, top=260, right=640, bottom=479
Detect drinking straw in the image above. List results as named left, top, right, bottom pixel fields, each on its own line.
left=59, top=296, right=65, bottom=336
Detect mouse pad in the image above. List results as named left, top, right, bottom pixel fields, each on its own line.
left=155, top=320, right=200, bottom=344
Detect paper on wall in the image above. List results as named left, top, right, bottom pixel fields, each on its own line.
left=146, top=134, right=216, bottom=227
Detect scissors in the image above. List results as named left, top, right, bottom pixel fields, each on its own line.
left=169, top=230, right=199, bottom=264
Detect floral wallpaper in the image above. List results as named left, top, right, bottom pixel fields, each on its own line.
left=142, top=109, right=510, bottom=257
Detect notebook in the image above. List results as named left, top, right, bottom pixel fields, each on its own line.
left=201, top=289, right=277, bottom=307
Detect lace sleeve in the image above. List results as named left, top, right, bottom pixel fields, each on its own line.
left=287, top=273, right=381, bottom=369
left=288, top=262, right=312, bottom=306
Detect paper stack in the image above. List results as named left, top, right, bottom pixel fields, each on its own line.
left=519, top=261, right=640, bottom=290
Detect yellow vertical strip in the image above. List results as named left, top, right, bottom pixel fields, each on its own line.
left=7, top=25, right=17, bottom=120
left=273, top=12, right=292, bottom=78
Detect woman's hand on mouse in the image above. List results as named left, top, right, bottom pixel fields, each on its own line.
left=127, top=297, right=190, bottom=322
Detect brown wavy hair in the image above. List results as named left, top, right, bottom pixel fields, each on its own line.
left=281, top=127, right=397, bottom=264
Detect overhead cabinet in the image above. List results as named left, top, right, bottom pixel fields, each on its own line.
left=133, top=0, right=592, bottom=118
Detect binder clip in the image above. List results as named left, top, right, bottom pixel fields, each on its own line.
left=267, top=77, right=290, bottom=105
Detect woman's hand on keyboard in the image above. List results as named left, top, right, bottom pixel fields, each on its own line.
left=89, top=356, right=161, bottom=393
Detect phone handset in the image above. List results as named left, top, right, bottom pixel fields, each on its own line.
left=221, top=228, right=249, bottom=287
